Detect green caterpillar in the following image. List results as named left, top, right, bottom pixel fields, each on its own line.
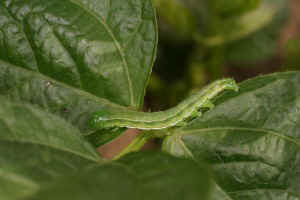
left=89, top=78, right=238, bottom=130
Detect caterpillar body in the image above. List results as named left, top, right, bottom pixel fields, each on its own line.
left=89, top=78, right=238, bottom=130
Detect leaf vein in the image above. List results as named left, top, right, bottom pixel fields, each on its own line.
left=68, top=0, right=134, bottom=106
left=51, top=27, right=83, bottom=89
left=0, top=138, right=99, bottom=162
left=2, top=4, right=40, bottom=72
left=181, top=127, right=300, bottom=148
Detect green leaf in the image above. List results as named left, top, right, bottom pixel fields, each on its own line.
left=25, top=164, right=142, bottom=200
left=163, top=72, right=300, bottom=199
left=23, top=151, right=211, bottom=200
left=0, top=0, right=157, bottom=108
left=0, top=58, right=127, bottom=146
left=0, top=0, right=157, bottom=145
left=118, top=151, right=212, bottom=200
left=0, top=95, right=101, bottom=199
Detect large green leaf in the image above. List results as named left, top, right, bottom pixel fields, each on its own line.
left=0, top=95, right=101, bottom=199
left=0, top=0, right=157, bottom=145
left=118, top=151, right=212, bottom=200
left=28, top=151, right=212, bottom=200
left=0, top=0, right=157, bottom=108
left=25, top=164, right=143, bottom=200
left=0, top=58, right=128, bottom=146
left=163, top=72, right=300, bottom=199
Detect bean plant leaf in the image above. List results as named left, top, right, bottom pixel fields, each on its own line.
left=0, top=0, right=157, bottom=146
left=162, top=72, right=300, bottom=199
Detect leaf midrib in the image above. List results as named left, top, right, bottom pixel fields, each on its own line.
left=68, top=0, right=135, bottom=106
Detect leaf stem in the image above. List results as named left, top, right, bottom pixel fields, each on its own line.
left=113, top=132, right=153, bottom=160
left=113, top=129, right=171, bottom=160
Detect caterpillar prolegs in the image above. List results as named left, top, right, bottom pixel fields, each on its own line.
left=89, top=78, right=239, bottom=130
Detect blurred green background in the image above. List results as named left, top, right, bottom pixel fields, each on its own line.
left=145, top=0, right=300, bottom=111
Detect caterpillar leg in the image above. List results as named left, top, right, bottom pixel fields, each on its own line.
left=175, top=121, right=188, bottom=127
left=201, top=100, right=215, bottom=109
left=190, top=110, right=202, bottom=118
left=182, top=100, right=214, bottom=125
left=180, top=110, right=203, bottom=126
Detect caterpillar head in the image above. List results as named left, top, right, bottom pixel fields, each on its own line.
left=222, top=78, right=239, bottom=92
left=89, top=110, right=111, bottom=129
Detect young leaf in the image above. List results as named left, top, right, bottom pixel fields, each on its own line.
left=163, top=72, right=300, bottom=199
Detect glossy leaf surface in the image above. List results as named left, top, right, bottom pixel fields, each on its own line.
left=0, top=0, right=157, bottom=145
left=0, top=0, right=157, bottom=108
left=0, top=95, right=101, bottom=199
left=163, top=72, right=300, bottom=199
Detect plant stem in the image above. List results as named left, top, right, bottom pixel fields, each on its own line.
left=113, top=132, right=153, bottom=160
left=113, top=129, right=172, bottom=160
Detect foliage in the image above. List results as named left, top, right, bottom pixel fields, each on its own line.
left=0, top=0, right=298, bottom=199
left=163, top=72, right=300, bottom=199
